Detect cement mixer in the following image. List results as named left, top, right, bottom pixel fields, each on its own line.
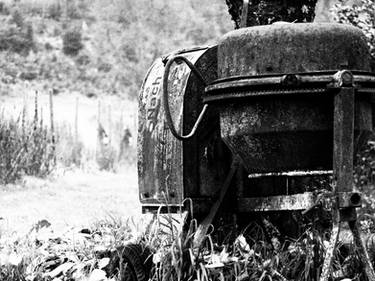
left=133, top=5, right=375, bottom=281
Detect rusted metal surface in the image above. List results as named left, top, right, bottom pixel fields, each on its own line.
left=320, top=84, right=355, bottom=281
left=209, top=24, right=373, bottom=174
left=218, top=23, right=370, bottom=78
left=334, top=87, right=355, bottom=193
left=138, top=48, right=207, bottom=205
left=320, top=191, right=340, bottom=281
left=237, top=192, right=316, bottom=212
left=138, top=46, right=230, bottom=211
left=136, top=10, right=375, bottom=281
left=338, top=192, right=362, bottom=208
left=320, top=85, right=375, bottom=280
left=205, top=69, right=373, bottom=173
left=163, top=55, right=209, bottom=140
left=233, top=190, right=361, bottom=212
left=182, top=46, right=231, bottom=201
left=205, top=87, right=328, bottom=102
left=204, top=71, right=375, bottom=99
left=320, top=85, right=354, bottom=281
left=248, top=170, right=333, bottom=179
left=193, top=159, right=239, bottom=248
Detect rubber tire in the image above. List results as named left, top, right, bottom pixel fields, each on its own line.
left=118, top=243, right=152, bottom=281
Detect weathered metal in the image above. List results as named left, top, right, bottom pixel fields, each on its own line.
left=218, top=23, right=370, bottom=77
left=163, top=55, right=209, bottom=140
left=320, top=83, right=375, bottom=281
left=138, top=46, right=230, bottom=210
left=237, top=192, right=316, bottom=211
left=205, top=71, right=375, bottom=101
left=338, top=192, right=362, bottom=208
left=248, top=170, right=333, bottom=179
left=134, top=1, right=375, bottom=278
left=205, top=23, right=373, bottom=173
left=193, top=158, right=239, bottom=248
left=235, top=191, right=361, bottom=212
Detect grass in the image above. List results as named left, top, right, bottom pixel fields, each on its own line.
left=0, top=204, right=370, bottom=281
left=0, top=168, right=140, bottom=235
left=0, top=97, right=55, bottom=185
left=0, top=90, right=137, bottom=177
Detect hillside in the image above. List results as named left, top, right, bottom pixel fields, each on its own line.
left=0, top=0, right=232, bottom=99
left=0, top=0, right=233, bottom=175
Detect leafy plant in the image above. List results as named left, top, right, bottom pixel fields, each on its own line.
left=331, top=0, right=375, bottom=57
left=0, top=94, right=55, bottom=184
left=62, top=28, right=83, bottom=56
left=0, top=18, right=34, bottom=54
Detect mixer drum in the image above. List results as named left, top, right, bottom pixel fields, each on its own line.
left=212, top=23, right=373, bottom=173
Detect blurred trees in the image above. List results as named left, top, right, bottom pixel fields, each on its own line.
left=86, top=0, right=232, bottom=97
left=0, top=0, right=232, bottom=98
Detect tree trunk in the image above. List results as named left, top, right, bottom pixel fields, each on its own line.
left=225, top=0, right=318, bottom=28
left=225, top=0, right=364, bottom=28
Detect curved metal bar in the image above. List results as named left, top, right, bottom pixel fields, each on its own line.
left=163, top=55, right=208, bottom=141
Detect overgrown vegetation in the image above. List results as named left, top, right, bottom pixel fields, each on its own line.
left=0, top=212, right=372, bottom=281
left=0, top=8, right=34, bottom=54
left=0, top=95, right=54, bottom=184
left=0, top=0, right=231, bottom=98
left=0, top=0, right=231, bottom=180
left=332, top=0, right=375, bottom=58
left=1, top=1, right=375, bottom=281
left=62, top=28, right=83, bottom=56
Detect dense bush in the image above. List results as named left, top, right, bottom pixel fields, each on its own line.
left=332, top=0, right=375, bottom=57
left=62, top=28, right=83, bottom=56
left=0, top=12, right=34, bottom=54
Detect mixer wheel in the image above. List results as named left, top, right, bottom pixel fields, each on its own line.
left=115, top=243, right=153, bottom=281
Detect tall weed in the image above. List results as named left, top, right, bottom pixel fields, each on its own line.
left=0, top=95, right=55, bottom=184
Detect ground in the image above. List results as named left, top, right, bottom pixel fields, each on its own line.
left=0, top=165, right=140, bottom=236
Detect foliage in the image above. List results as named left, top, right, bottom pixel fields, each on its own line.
left=55, top=122, right=84, bottom=168
left=0, top=0, right=232, bottom=98
left=226, top=0, right=318, bottom=28
left=14, top=0, right=88, bottom=21
left=0, top=11, right=34, bottom=54
left=0, top=98, right=55, bottom=184
left=62, top=28, right=83, bottom=56
left=0, top=212, right=370, bottom=281
left=0, top=217, right=138, bottom=281
left=331, top=0, right=375, bottom=57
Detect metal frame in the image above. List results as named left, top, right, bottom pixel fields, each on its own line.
left=204, top=70, right=375, bottom=102
left=149, top=70, right=375, bottom=279
left=203, top=70, right=375, bottom=280
left=320, top=72, right=375, bottom=281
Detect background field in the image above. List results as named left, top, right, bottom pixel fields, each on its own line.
left=0, top=0, right=232, bottom=235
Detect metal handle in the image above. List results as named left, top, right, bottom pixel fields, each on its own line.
left=163, top=55, right=208, bottom=141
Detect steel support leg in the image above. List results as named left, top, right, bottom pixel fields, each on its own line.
left=320, top=194, right=340, bottom=281
left=193, top=158, right=239, bottom=248
left=320, top=81, right=375, bottom=280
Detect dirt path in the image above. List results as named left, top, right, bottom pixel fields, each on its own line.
left=0, top=166, right=141, bottom=235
